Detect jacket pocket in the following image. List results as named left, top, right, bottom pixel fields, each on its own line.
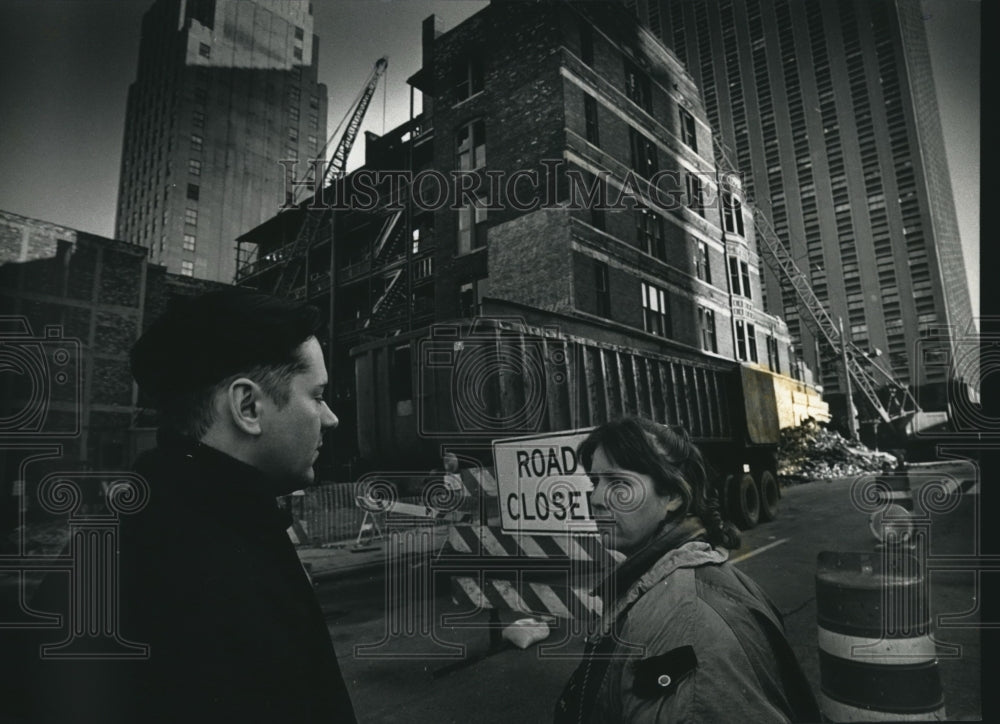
left=631, top=645, right=697, bottom=699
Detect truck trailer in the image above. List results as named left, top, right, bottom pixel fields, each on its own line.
left=351, top=316, right=813, bottom=530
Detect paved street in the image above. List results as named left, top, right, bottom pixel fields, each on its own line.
left=322, top=463, right=982, bottom=722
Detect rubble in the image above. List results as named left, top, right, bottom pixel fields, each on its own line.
left=777, top=418, right=898, bottom=485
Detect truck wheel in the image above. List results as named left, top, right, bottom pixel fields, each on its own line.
left=757, top=470, right=780, bottom=522
left=729, top=473, right=760, bottom=530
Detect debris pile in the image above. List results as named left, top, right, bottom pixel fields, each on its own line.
left=777, top=418, right=899, bottom=484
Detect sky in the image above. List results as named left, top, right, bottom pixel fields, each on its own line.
left=0, top=0, right=980, bottom=317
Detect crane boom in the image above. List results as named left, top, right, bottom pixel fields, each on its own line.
left=271, top=57, right=388, bottom=297
left=713, top=136, right=918, bottom=424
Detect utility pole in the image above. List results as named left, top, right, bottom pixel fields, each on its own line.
left=840, top=317, right=858, bottom=442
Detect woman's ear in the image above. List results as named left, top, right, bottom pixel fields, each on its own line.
left=664, top=495, right=684, bottom=515
left=225, top=377, right=263, bottom=436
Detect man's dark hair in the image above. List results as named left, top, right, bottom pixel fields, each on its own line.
left=130, top=287, right=321, bottom=438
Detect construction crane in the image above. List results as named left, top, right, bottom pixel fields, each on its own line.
left=269, top=56, right=388, bottom=298
left=712, top=135, right=919, bottom=426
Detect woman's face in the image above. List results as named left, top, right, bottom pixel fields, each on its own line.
left=588, top=444, right=682, bottom=554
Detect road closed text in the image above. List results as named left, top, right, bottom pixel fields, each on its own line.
left=494, top=431, right=597, bottom=534
left=506, top=488, right=592, bottom=522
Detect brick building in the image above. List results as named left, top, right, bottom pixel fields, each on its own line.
left=237, top=2, right=812, bottom=473
left=0, top=210, right=224, bottom=497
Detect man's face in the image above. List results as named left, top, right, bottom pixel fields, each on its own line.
left=255, top=337, right=338, bottom=489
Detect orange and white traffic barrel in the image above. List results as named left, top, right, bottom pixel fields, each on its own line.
left=815, top=550, right=946, bottom=721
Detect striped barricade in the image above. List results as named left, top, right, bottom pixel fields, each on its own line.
left=434, top=523, right=623, bottom=623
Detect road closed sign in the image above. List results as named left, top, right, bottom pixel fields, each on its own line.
left=492, top=428, right=596, bottom=534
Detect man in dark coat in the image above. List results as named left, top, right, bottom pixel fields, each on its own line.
left=26, top=288, right=358, bottom=723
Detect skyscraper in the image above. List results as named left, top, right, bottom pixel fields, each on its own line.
left=115, top=0, right=328, bottom=283
left=628, top=0, right=974, bottom=408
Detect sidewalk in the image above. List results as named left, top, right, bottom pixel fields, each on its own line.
left=296, top=524, right=451, bottom=583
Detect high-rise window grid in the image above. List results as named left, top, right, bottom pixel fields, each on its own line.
left=720, top=0, right=753, bottom=201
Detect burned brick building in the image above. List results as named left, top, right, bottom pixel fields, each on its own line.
left=236, top=2, right=822, bottom=475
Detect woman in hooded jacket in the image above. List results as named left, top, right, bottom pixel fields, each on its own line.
left=555, top=416, right=820, bottom=723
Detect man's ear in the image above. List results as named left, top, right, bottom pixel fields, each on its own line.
left=225, top=377, right=263, bottom=435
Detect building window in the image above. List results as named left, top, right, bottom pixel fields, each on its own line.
left=680, top=107, right=697, bottom=150
left=459, top=282, right=476, bottom=317
left=747, top=323, right=758, bottom=362
left=698, top=306, right=717, bottom=353
left=189, top=158, right=201, bottom=176
left=629, top=128, right=658, bottom=178
left=185, top=208, right=198, bottom=226
left=595, top=260, right=610, bottom=317
left=636, top=206, right=665, bottom=260
left=740, top=261, right=752, bottom=300
left=685, top=172, right=703, bottom=216
left=183, top=233, right=196, bottom=252
left=190, top=134, right=203, bottom=152
left=641, top=281, right=670, bottom=337
left=584, top=94, right=599, bottom=146
left=414, top=257, right=433, bottom=280
left=696, top=241, right=711, bottom=283
left=192, top=110, right=205, bottom=129
left=766, top=334, right=780, bottom=373
left=308, top=94, right=318, bottom=109
left=735, top=321, right=747, bottom=360
left=199, top=43, right=210, bottom=59
left=181, top=260, right=194, bottom=277
left=457, top=198, right=487, bottom=254
left=723, top=192, right=745, bottom=235
left=288, top=126, right=299, bottom=142
left=293, top=46, right=303, bottom=61
left=294, top=25, right=304, bottom=41
left=289, top=105, right=300, bottom=122
left=194, top=87, right=207, bottom=105
left=624, top=61, right=652, bottom=113
left=456, top=55, right=485, bottom=101
left=187, top=183, right=200, bottom=201
left=580, top=21, right=594, bottom=66
left=456, top=119, right=486, bottom=170
left=728, top=257, right=752, bottom=298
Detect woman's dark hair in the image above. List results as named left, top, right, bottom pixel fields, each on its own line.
left=578, top=416, right=740, bottom=549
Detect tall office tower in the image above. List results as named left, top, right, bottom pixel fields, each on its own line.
left=625, top=0, right=974, bottom=409
left=115, top=0, right=328, bottom=283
